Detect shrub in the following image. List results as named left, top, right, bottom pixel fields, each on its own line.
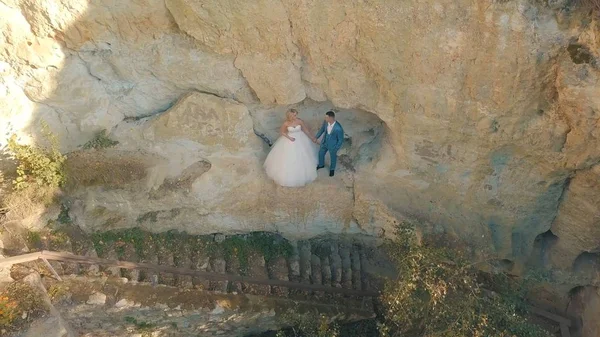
left=0, top=282, right=48, bottom=331
left=7, top=123, right=66, bottom=191
left=379, top=222, right=550, bottom=337
left=0, top=295, right=18, bottom=328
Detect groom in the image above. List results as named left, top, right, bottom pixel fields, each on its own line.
left=314, top=110, right=344, bottom=177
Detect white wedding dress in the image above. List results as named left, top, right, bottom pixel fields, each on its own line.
left=264, top=124, right=318, bottom=187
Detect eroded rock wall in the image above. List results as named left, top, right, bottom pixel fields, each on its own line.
left=1, top=0, right=600, bottom=288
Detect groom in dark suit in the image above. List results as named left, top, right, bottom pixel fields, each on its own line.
left=314, top=110, right=344, bottom=177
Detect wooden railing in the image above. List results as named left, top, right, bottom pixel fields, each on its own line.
left=0, top=250, right=573, bottom=336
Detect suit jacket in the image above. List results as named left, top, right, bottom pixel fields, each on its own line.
left=316, top=121, right=344, bottom=151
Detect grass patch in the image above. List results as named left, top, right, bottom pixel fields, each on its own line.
left=82, top=129, right=119, bottom=150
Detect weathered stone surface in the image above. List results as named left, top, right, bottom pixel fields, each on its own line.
left=549, top=166, right=600, bottom=269
left=2, top=0, right=600, bottom=320
left=148, top=92, right=259, bottom=151
left=24, top=316, right=69, bottom=337
left=86, top=292, right=107, bottom=306
left=568, top=286, right=600, bottom=337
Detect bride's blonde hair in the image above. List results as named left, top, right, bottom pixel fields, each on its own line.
left=286, top=108, right=299, bottom=121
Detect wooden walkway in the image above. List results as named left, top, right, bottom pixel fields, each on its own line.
left=0, top=250, right=379, bottom=297
left=0, top=250, right=572, bottom=336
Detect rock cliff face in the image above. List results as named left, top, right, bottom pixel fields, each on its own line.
left=1, top=0, right=599, bottom=314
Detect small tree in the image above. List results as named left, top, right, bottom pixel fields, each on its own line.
left=379, top=222, right=549, bottom=337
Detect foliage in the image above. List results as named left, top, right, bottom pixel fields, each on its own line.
left=0, top=282, right=47, bottom=331
left=0, top=295, right=18, bottom=328
left=7, top=123, right=66, bottom=191
left=82, top=129, right=119, bottom=150
left=378, top=222, right=550, bottom=337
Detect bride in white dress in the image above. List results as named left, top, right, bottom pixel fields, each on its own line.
left=264, top=109, right=318, bottom=187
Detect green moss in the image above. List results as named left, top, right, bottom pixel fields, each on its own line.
left=82, top=129, right=119, bottom=150
left=215, top=232, right=293, bottom=273
left=57, top=204, right=72, bottom=224
left=91, top=228, right=147, bottom=258
left=246, top=232, right=293, bottom=263
left=220, top=236, right=250, bottom=273
left=91, top=231, right=118, bottom=257
left=136, top=211, right=158, bottom=223
left=26, top=231, right=42, bottom=249
left=88, top=229, right=292, bottom=275
left=153, top=230, right=184, bottom=252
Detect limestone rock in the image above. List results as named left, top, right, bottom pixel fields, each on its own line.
left=146, top=92, right=260, bottom=151
left=24, top=316, right=69, bottom=337
left=115, top=298, right=137, bottom=308
left=549, top=166, right=600, bottom=269
left=234, top=55, right=305, bottom=105
left=87, top=292, right=107, bottom=305
left=2, top=0, right=600, bottom=314
left=568, top=286, right=600, bottom=337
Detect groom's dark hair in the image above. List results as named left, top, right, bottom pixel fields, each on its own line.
left=326, top=110, right=335, bottom=118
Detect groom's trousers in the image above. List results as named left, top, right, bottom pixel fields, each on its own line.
left=318, top=146, right=338, bottom=171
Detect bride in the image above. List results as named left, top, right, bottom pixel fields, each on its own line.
left=264, top=109, right=318, bottom=187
